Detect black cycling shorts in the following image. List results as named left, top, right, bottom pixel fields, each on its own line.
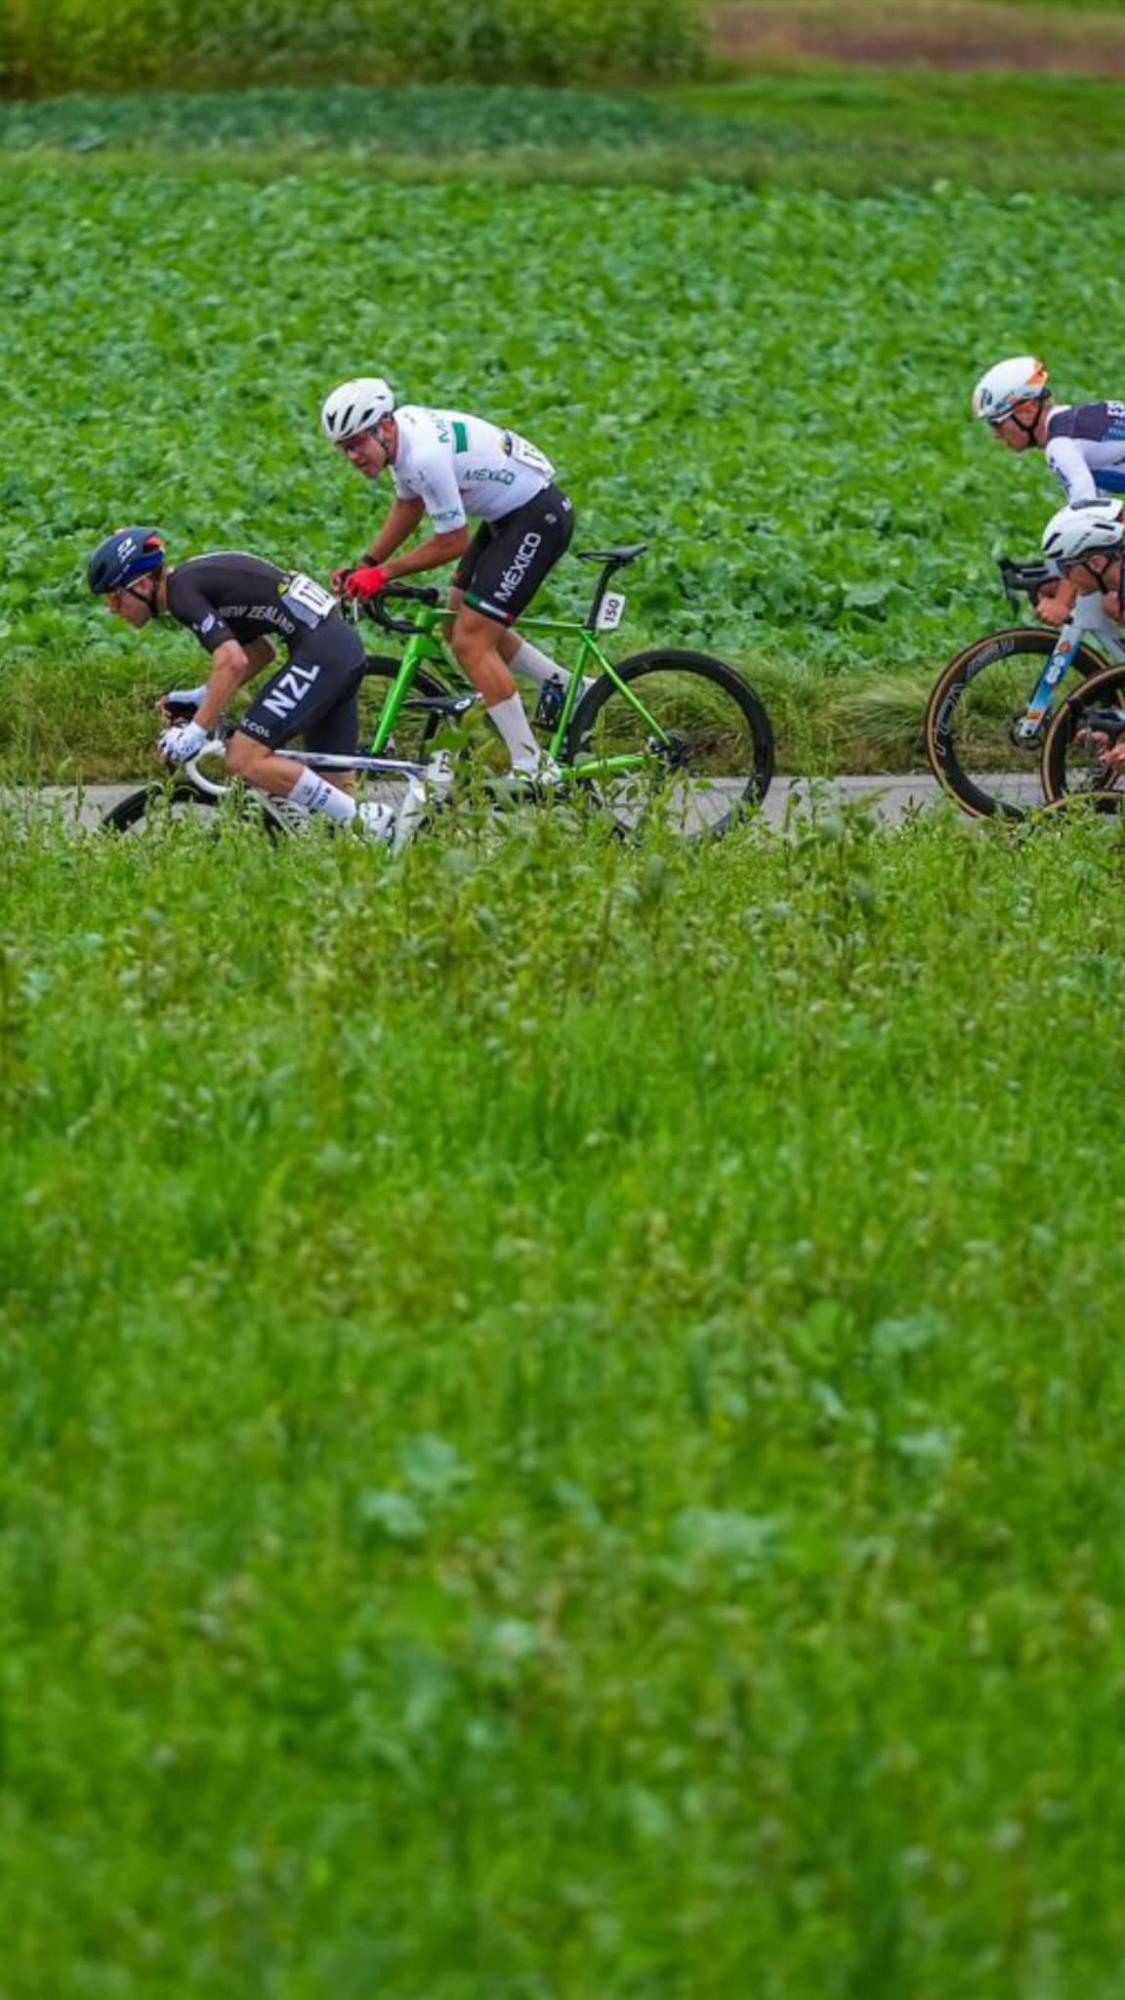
left=454, top=483, right=575, bottom=627
left=236, top=615, right=365, bottom=754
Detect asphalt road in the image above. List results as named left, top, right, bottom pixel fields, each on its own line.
left=21, top=775, right=953, bottom=832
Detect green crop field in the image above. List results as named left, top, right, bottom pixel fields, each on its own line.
left=8, top=50, right=1125, bottom=1995
left=5, top=83, right=1125, bottom=779
left=5, top=803, right=1125, bottom=1996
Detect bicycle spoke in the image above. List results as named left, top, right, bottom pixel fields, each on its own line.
left=569, top=653, right=772, bottom=839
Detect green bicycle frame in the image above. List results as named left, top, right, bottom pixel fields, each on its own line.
left=367, top=603, right=670, bottom=783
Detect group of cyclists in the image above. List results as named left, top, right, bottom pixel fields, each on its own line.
left=86, top=353, right=1125, bottom=838
left=973, top=354, right=1125, bottom=772
left=87, top=379, right=580, bottom=844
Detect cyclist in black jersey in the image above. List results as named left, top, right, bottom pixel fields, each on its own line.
left=87, top=528, right=395, bottom=837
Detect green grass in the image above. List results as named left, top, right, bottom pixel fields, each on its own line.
left=5, top=802, right=1125, bottom=1994
left=5, top=112, right=1125, bottom=780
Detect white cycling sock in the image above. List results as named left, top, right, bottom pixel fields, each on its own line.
left=510, top=639, right=569, bottom=690
left=289, top=765, right=357, bottom=825
left=487, top=691, right=541, bottom=773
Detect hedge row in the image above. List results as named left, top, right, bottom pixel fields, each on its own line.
left=0, top=0, right=705, bottom=94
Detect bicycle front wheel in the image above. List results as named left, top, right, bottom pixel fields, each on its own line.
left=100, top=781, right=287, bottom=839
left=1040, top=662, right=1125, bottom=815
left=924, top=626, right=1101, bottom=821
left=565, top=650, right=773, bottom=839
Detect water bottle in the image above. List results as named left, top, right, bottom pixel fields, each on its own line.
left=534, top=677, right=566, bottom=729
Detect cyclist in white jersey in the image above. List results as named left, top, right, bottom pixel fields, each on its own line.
left=973, top=355, right=1125, bottom=627
left=322, top=379, right=576, bottom=780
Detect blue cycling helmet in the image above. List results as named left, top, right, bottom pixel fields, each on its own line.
left=88, top=526, right=167, bottom=595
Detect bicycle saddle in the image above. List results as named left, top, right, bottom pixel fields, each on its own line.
left=575, top=544, right=648, bottom=566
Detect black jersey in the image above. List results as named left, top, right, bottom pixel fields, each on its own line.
left=166, top=552, right=338, bottom=655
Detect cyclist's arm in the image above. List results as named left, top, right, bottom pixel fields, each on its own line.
left=366, top=497, right=426, bottom=565
left=1046, top=436, right=1098, bottom=503
left=159, top=636, right=273, bottom=718
left=195, top=638, right=273, bottom=731
left=379, top=458, right=474, bottom=578
left=383, top=526, right=472, bottom=581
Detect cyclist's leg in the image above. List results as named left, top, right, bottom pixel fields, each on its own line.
left=449, top=487, right=575, bottom=770
left=449, top=521, right=569, bottom=687
left=302, top=681, right=360, bottom=794
left=227, top=620, right=366, bottom=823
left=448, top=525, right=520, bottom=669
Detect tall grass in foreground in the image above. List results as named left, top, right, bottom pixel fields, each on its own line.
left=0, top=0, right=703, bottom=94
left=4, top=804, right=1125, bottom=1993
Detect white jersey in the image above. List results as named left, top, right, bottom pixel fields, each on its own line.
left=390, top=405, right=555, bottom=532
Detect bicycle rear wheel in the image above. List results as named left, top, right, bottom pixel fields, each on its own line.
left=924, top=627, right=1101, bottom=821
left=1040, top=663, right=1125, bottom=814
left=565, top=649, right=773, bottom=839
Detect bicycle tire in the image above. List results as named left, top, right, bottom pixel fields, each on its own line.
left=565, top=649, right=773, bottom=840
left=1040, top=661, right=1125, bottom=814
left=99, top=782, right=289, bottom=838
left=924, top=626, right=1102, bottom=822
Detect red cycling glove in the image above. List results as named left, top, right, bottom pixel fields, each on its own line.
left=344, top=565, right=391, bottom=602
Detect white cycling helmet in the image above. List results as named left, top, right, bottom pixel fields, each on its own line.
left=972, top=355, right=1050, bottom=425
left=1042, top=500, right=1125, bottom=567
left=321, top=377, right=396, bottom=443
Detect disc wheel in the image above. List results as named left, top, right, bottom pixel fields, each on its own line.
left=564, top=649, right=774, bottom=840
left=1040, top=662, right=1125, bottom=815
left=924, top=626, right=1101, bottom=821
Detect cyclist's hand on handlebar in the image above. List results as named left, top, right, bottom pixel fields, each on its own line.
left=343, top=564, right=391, bottom=602
left=158, top=720, right=209, bottom=767
left=1034, top=581, right=1071, bottom=628
left=331, top=564, right=357, bottom=595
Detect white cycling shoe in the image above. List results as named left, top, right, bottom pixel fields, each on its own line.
left=391, top=752, right=457, bottom=853
left=355, top=800, right=396, bottom=844
left=504, top=754, right=563, bottom=793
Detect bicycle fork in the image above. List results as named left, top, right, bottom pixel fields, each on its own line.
left=1014, top=599, right=1125, bottom=744
left=1012, top=631, right=1083, bottom=744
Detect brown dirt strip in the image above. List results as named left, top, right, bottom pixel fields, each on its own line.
left=714, top=2, right=1125, bottom=75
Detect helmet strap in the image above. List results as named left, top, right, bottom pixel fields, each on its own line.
left=1009, top=406, right=1041, bottom=443
left=125, top=572, right=162, bottom=617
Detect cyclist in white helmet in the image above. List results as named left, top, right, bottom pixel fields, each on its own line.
left=973, top=355, right=1125, bottom=626
left=322, top=377, right=577, bottom=782
left=1041, top=500, right=1125, bottom=767
left=1041, top=500, right=1125, bottom=611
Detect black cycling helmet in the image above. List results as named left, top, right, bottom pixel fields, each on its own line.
left=88, top=526, right=167, bottom=595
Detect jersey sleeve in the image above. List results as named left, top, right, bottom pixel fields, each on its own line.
left=416, top=452, right=467, bottom=533
left=166, top=573, right=236, bottom=653
left=395, top=415, right=467, bottom=532
left=1046, top=435, right=1099, bottom=505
